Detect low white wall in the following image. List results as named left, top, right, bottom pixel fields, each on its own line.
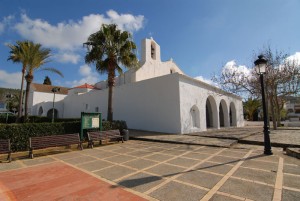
left=30, top=92, right=66, bottom=118
left=64, top=74, right=182, bottom=133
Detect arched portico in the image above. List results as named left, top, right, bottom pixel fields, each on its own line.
left=230, top=102, right=237, bottom=126
left=219, top=99, right=229, bottom=127
left=206, top=96, right=218, bottom=129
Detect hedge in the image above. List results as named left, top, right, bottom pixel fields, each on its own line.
left=0, top=115, right=81, bottom=124
left=0, top=120, right=127, bottom=151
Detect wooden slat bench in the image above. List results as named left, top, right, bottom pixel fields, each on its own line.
left=29, top=133, right=83, bottom=159
left=0, top=139, right=12, bottom=162
left=87, top=130, right=124, bottom=148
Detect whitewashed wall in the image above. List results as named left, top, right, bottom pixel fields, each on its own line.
left=178, top=75, right=244, bottom=134
left=29, top=91, right=66, bottom=118
left=64, top=74, right=182, bottom=133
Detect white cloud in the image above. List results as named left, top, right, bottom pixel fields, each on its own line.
left=79, top=64, right=92, bottom=76
left=286, top=52, right=300, bottom=65
left=223, top=60, right=251, bottom=76
left=194, top=76, right=216, bottom=86
left=64, top=64, right=98, bottom=87
left=106, top=10, right=144, bottom=31
left=0, top=23, right=4, bottom=34
left=0, top=70, right=22, bottom=89
left=14, top=11, right=144, bottom=51
left=54, top=52, right=81, bottom=64
left=0, top=15, right=15, bottom=34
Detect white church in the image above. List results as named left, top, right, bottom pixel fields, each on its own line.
left=28, top=38, right=244, bottom=134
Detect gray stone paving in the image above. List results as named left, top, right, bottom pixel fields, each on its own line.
left=1, top=139, right=300, bottom=201
left=242, top=129, right=300, bottom=148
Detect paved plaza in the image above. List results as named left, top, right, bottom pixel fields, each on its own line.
left=1, top=138, right=300, bottom=201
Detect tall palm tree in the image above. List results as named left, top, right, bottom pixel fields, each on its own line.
left=7, top=41, right=32, bottom=120
left=23, top=42, right=63, bottom=120
left=84, top=24, right=138, bottom=121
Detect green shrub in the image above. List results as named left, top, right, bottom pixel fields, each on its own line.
left=0, top=115, right=17, bottom=124
left=0, top=120, right=127, bottom=151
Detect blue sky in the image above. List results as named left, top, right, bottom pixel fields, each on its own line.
left=1, top=0, right=300, bottom=89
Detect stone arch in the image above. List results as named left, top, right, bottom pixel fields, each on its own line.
left=230, top=102, right=237, bottom=126
left=47, top=108, right=58, bottom=119
left=190, top=105, right=200, bottom=128
left=206, top=96, right=218, bottom=129
left=219, top=99, right=229, bottom=127
left=38, top=106, right=43, bottom=116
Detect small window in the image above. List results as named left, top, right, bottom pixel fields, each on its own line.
left=95, top=107, right=99, bottom=112
left=85, top=104, right=89, bottom=110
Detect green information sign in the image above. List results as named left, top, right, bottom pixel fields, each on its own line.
left=80, top=112, right=102, bottom=139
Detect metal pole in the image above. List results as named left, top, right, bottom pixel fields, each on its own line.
left=260, top=74, right=273, bottom=155
left=52, top=92, right=55, bottom=123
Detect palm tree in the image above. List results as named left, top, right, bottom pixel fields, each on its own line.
left=23, top=42, right=63, bottom=120
left=243, top=98, right=261, bottom=121
left=7, top=41, right=31, bottom=120
left=84, top=24, right=138, bottom=121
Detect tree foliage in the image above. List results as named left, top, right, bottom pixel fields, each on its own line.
left=84, top=24, right=139, bottom=121
left=43, top=76, right=52, bottom=85
left=213, top=46, right=300, bottom=129
left=7, top=41, right=63, bottom=122
left=23, top=42, right=63, bottom=121
left=243, top=98, right=261, bottom=121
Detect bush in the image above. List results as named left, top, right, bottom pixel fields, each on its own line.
left=0, top=120, right=127, bottom=151
left=0, top=115, right=17, bottom=124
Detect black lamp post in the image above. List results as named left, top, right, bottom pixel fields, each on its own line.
left=51, top=87, right=60, bottom=123
left=254, top=55, right=273, bottom=155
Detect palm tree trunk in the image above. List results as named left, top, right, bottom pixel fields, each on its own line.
left=107, top=64, right=115, bottom=122
left=24, top=74, right=33, bottom=122
left=17, top=66, right=26, bottom=121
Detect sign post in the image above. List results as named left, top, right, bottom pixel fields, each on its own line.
left=80, top=112, right=102, bottom=140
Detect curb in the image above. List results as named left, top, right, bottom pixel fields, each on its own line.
left=286, top=148, right=300, bottom=159
left=238, top=139, right=300, bottom=150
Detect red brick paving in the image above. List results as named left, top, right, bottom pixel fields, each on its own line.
left=0, top=162, right=147, bottom=201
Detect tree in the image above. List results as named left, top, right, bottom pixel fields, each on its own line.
left=84, top=24, right=138, bottom=121
left=43, top=76, right=52, bottom=85
left=7, top=41, right=32, bottom=120
left=23, top=42, right=63, bottom=121
left=213, top=46, right=300, bottom=129
left=243, top=98, right=261, bottom=121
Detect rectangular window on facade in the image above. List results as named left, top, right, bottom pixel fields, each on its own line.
left=95, top=107, right=99, bottom=112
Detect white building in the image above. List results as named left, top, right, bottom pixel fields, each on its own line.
left=30, top=38, right=244, bottom=134
left=28, top=84, right=69, bottom=118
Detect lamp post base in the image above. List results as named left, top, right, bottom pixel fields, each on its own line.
left=264, top=149, right=273, bottom=155
left=263, top=126, right=273, bottom=155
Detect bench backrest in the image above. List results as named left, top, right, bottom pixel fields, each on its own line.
left=0, top=139, right=10, bottom=154
left=29, top=133, right=80, bottom=149
left=88, top=130, right=121, bottom=140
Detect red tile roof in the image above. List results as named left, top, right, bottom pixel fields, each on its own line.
left=73, top=83, right=95, bottom=89
left=31, top=83, right=69, bottom=95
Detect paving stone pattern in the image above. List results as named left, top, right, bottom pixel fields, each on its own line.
left=1, top=140, right=300, bottom=201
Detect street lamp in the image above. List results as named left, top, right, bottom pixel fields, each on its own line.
left=254, top=55, right=273, bottom=155
left=51, top=87, right=60, bottom=123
